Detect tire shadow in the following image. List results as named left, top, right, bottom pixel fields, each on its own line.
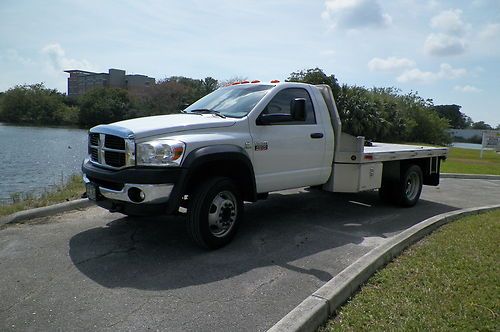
left=69, top=188, right=456, bottom=290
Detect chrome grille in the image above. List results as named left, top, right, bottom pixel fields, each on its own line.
left=90, top=148, right=99, bottom=162
left=104, top=151, right=126, bottom=167
left=89, top=133, right=99, bottom=146
left=88, top=132, right=134, bottom=169
left=105, top=135, right=125, bottom=150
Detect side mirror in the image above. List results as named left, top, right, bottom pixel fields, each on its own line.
left=291, top=98, right=306, bottom=121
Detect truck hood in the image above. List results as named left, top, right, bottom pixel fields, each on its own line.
left=94, top=114, right=236, bottom=139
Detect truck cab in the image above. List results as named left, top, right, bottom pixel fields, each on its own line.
left=82, top=82, right=447, bottom=249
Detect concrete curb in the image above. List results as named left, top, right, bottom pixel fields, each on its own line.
left=268, top=204, right=500, bottom=332
left=0, top=199, right=92, bottom=226
left=441, top=173, right=500, bottom=180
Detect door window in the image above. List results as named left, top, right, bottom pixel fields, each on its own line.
left=260, top=88, right=316, bottom=124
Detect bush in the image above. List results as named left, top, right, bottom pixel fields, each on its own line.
left=78, top=87, right=130, bottom=127
left=130, top=76, right=220, bottom=117
left=288, top=68, right=451, bottom=145
left=0, top=83, right=77, bottom=126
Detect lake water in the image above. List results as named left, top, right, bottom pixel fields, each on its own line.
left=451, top=142, right=483, bottom=150
left=0, top=123, right=88, bottom=204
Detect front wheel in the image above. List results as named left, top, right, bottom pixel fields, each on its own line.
left=186, top=177, right=243, bottom=249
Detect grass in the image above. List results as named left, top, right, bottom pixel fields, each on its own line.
left=319, top=209, right=500, bottom=331
left=441, top=147, right=500, bottom=175
left=0, top=174, right=85, bottom=217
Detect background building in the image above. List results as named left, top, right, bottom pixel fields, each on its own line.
left=64, top=68, right=155, bottom=97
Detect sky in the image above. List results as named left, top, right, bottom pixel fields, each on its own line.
left=1, top=0, right=499, bottom=126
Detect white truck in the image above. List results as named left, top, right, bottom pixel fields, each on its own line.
left=82, top=82, right=448, bottom=249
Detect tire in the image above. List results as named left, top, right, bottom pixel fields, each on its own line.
left=186, top=177, right=243, bottom=249
left=378, top=181, right=396, bottom=203
left=379, top=164, right=423, bottom=207
left=397, top=165, right=423, bottom=207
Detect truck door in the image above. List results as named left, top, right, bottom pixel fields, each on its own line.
left=250, top=87, right=326, bottom=193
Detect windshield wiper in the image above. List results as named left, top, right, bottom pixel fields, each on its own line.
left=186, top=109, right=226, bottom=118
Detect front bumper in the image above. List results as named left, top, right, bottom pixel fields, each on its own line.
left=83, top=174, right=174, bottom=204
left=82, top=158, right=187, bottom=215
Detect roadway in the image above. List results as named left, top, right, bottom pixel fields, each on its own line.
left=1, top=178, right=499, bottom=331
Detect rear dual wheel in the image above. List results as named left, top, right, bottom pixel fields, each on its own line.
left=379, top=164, right=423, bottom=207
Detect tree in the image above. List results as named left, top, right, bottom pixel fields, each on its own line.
left=130, top=79, right=189, bottom=117
left=78, top=87, right=130, bottom=127
left=287, top=67, right=341, bottom=99
left=335, top=85, right=390, bottom=140
left=0, top=83, right=77, bottom=125
left=201, top=77, right=219, bottom=95
left=433, top=104, right=470, bottom=129
left=166, top=76, right=219, bottom=105
left=130, top=76, right=220, bottom=117
left=471, top=121, right=493, bottom=130
left=284, top=68, right=451, bottom=144
left=392, top=91, right=451, bottom=144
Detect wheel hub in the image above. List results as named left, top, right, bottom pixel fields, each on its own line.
left=208, top=191, right=237, bottom=237
left=405, top=173, right=419, bottom=201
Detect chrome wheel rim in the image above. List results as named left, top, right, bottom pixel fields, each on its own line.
left=405, top=172, right=420, bottom=201
left=208, top=190, right=237, bottom=237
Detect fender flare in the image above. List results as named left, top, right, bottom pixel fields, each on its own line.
left=166, top=145, right=257, bottom=212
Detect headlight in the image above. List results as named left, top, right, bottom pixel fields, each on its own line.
left=136, top=139, right=185, bottom=166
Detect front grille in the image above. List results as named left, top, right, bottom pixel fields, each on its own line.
left=88, top=132, right=132, bottom=169
left=105, top=135, right=125, bottom=150
left=90, top=148, right=99, bottom=162
left=105, top=151, right=126, bottom=167
left=89, top=133, right=99, bottom=146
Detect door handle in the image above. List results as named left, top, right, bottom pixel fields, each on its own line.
left=310, top=133, right=324, bottom=139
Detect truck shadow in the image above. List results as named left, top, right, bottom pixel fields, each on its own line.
left=69, top=189, right=456, bottom=290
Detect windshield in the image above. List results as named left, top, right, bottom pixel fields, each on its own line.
left=184, top=84, right=274, bottom=118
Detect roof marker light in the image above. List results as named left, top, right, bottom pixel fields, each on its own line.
left=251, top=80, right=261, bottom=83
left=270, top=79, right=280, bottom=83
left=241, top=80, right=250, bottom=84
left=232, top=81, right=241, bottom=85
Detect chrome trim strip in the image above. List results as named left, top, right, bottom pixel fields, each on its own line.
left=98, top=133, right=105, bottom=164
left=101, top=147, right=126, bottom=153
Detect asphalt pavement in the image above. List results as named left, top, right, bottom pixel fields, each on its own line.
left=0, top=178, right=499, bottom=331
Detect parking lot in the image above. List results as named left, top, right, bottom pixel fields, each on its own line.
left=1, top=178, right=499, bottom=331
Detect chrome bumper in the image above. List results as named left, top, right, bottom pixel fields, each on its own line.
left=83, top=175, right=174, bottom=204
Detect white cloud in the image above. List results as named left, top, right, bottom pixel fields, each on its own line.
left=479, top=23, right=500, bottom=40
left=424, top=9, right=469, bottom=57
left=454, top=85, right=481, bottom=93
left=424, top=33, right=465, bottom=56
left=397, top=63, right=466, bottom=83
left=41, top=43, right=94, bottom=73
left=430, top=9, right=465, bottom=35
left=439, top=63, right=466, bottom=79
left=322, top=0, right=392, bottom=30
left=397, top=68, right=435, bottom=83
left=368, top=57, right=415, bottom=71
